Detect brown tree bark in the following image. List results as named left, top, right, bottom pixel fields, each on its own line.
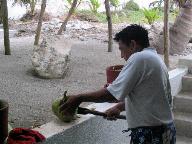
left=0, top=1, right=2, bottom=24
left=164, top=0, right=170, bottom=67
left=34, top=0, right=47, bottom=45
left=169, top=0, right=192, bottom=54
left=104, top=0, right=113, bottom=52
left=30, top=0, right=36, bottom=15
left=2, top=0, right=11, bottom=55
left=153, top=0, right=192, bottom=55
left=57, top=0, right=78, bottom=35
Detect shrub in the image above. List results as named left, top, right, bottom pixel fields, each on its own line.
left=124, top=0, right=140, bottom=11
left=142, top=8, right=159, bottom=25
left=89, top=0, right=101, bottom=13
left=110, top=0, right=120, bottom=8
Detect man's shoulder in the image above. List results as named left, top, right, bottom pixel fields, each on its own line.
left=128, top=48, right=155, bottom=61
left=136, top=48, right=158, bottom=60
left=127, top=48, right=161, bottom=68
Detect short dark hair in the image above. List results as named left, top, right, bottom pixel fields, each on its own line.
left=114, top=24, right=150, bottom=48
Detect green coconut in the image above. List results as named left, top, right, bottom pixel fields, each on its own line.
left=52, top=91, right=77, bottom=123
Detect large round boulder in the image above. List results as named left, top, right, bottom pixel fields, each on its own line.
left=31, top=35, right=71, bottom=78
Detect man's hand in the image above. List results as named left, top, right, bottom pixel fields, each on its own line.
left=104, top=106, right=121, bottom=121
left=104, top=102, right=125, bottom=121
left=59, top=88, right=118, bottom=116
left=59, top=96, right=81, bottom=115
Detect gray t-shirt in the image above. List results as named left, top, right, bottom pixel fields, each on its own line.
left=107, top=47, right=173, bottom=128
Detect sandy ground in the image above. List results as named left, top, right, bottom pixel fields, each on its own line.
left=0, top=35, right=183, bottom=128
left=0, top=36, right=124, bottom=128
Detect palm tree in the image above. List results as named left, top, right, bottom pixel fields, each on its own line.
left=1, top=0, right=11, bottom=55
left=57, top=0, right=78, bottom=35
left=169, top=0, right=192, bottom=54
left=34, top=0, right=46, bottom=45
left=154, top=0, right=192, bottom=55
left=105, top=0, right=113, bottom=52
left=164, top=0, right=170, bottom=67
left=30, top=0, right=36, bottom=15
left=0, top=1, right=2, bottom=24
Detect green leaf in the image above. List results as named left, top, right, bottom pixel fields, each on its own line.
left=142, top=8, right=159, bottom=24
left=89, top=0, right=101, bottom=13
left=110, top=0, right=120, bottom=8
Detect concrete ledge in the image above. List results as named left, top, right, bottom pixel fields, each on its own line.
left=33, top=67, right=189, bottom=143
left=169, top=68, right=188, bottom=96
left=35, top=115, right=92, bottom=139
left=178, top=54, right=192, bottom=74
left=35, top=103, right=130, bottom=144
left=41, top=114, right=129, bottom=144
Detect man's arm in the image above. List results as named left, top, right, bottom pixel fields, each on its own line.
left=77, top=88, right=118, bottom=103
left=59, top=88, right=118, bottom=113
left=114, top=101, right=125, bottom=111
left=104, top=101, right=125, bottom=120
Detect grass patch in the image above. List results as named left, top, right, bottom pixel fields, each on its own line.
left=74, top=10, right=106, bottom=22
left=75, top=9, right=177, bottom=24
left=124, top=10, right=145, bottom=24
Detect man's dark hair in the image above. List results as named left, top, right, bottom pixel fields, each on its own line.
left=114, top=24, right=150, bottom=49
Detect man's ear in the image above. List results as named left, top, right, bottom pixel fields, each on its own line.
left=130, top=40, right=137, bottom=48
left=130, top=40, right=137, bottom=52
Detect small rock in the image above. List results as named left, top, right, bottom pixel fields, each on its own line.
left=79, top=36, right=85, bottom=41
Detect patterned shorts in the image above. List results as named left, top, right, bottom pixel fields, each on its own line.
left=123, top=123, right=176, bottom=144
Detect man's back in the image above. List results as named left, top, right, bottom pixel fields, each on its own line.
left=107, top=48, right=173, bottom=128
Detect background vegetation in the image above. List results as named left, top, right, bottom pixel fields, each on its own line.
left=9, top=0, right=179, bottom=24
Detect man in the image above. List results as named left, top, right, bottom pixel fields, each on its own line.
left=60, top=24, right=176, bottom=144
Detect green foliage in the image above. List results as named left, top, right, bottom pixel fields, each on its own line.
left=66, top=0, right=73, bottom=5
left=64, top=0, right=82, bottom=10
left=76, top=8, right=176, bottom=24
left=64, top=0, right=74, bottom=9
left=149, top=0, right=192, bottom=11
left=172, top=8, right=179, bottom=16
left=149, top=0, right=178, bottom=12
left=75, top=10, right=105, bottom=22
left=124, top=0, right=140, bottom=11
left=12, top=0, right=33, bottom=6
left=110, top=0, right=120, bottom=8
left=142, top=8, right=159, bottom=25
left=149, top=0, right=165, bottom=12
left=89, top=0, right=101, bottom=13
left=167, top=8, right=179, bottom=21
left=125, top=10, right=146, bottom=23
left=149, top=0, right=163, bottom=9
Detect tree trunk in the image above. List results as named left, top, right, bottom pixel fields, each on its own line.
left=169, top=0, right=192, bottom=55
left=30, top=0, right=36, bottom=15
left=164, top=0, right=170, bottom=67
left=104, top=0, right=113, bottom=52
left=57, top=0, right=78, bottom=35
left=0, top=1, right=2, bottom=24
left=2, top=0, right=11, bottom=55
left=34, top=0, right=47, bottom=45
left=153, top=0, right=192, bottom=55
